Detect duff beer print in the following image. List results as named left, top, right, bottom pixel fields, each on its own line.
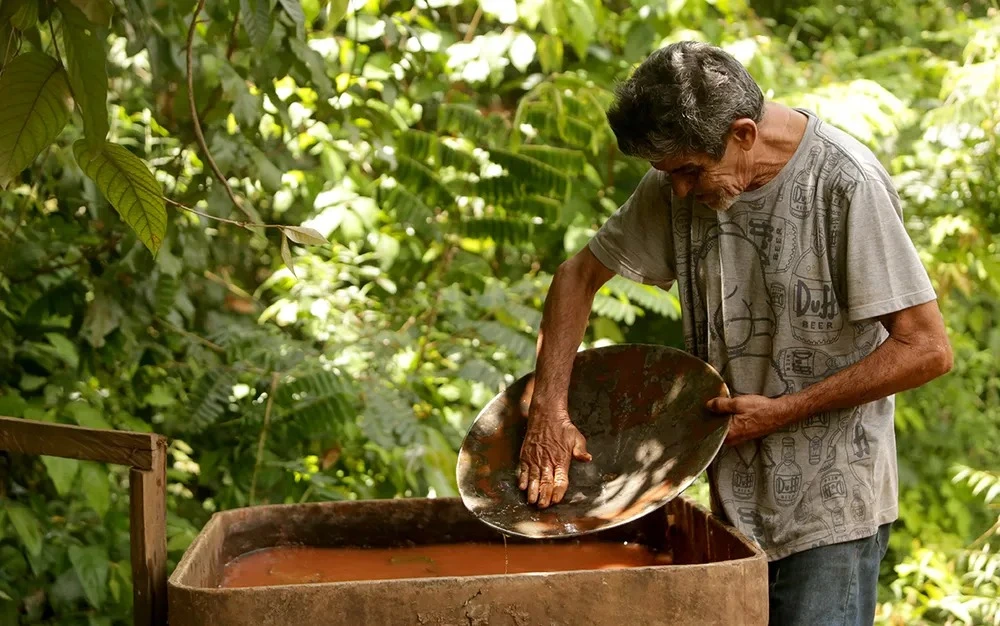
left=731, top=213, right=798, bottom=274
left=789, top=247, right=843, bottom=345
left=789, top=146, right=822, bottom=218
left=773, top=438, right=803, bottom=506
left=801, top=414, right=830, bottom=465
left=777, top=347, right=854, bottom=389
left=851, top=486, right=867, bottom=522
left=820, top=468, right=848, bottom=534
left=732, top=446, right=759, bottom=501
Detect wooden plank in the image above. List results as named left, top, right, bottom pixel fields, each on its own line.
left=130, top=439, right=168, bottom=626
left=0, top=416, right=160, bottom=470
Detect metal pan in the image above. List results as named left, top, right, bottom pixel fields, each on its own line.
left=456, top=344, right=731, bottom=538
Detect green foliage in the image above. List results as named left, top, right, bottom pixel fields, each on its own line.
left=1, top=0, right=997, bottom=623
left=0, top=52, right=72, bottom=188
left=73, top=141, right=166, bottom=254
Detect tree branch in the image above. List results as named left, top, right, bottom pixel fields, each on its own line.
left=463, top=6, right=483, bottom=43
left=185, top=0, right=257, bottom=224
left=249, top=372, right=280, bottom=505
left=164, top=196, right=284, bottom=231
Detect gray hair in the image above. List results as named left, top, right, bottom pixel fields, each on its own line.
left=606, top=42, right=765, bottom=161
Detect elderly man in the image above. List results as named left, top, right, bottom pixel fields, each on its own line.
left=517, top=42, right=952, bottom=625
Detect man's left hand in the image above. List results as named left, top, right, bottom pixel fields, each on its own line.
left=706, top=395, right=800, bottom=446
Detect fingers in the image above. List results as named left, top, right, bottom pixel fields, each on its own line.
left=707, top=396, right=738, bottom=414
left=518, top=461, right=528, bottom=490
left=572, top=435, right=592, bottom=462
left=538, top=465, right=555, bottom=508
left=527, top=464, right=541, bottom=504
left=551, top=463, right=569, bottom=505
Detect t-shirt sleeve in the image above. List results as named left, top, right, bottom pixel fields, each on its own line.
left=841, top=175, right=936, bottom=321
left=587, top=168, right=675, bottom=290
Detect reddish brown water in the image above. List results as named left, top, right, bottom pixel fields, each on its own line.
left=221, top=542, right=671, bottom=588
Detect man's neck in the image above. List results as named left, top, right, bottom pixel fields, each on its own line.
left=745, top=103, right=808, bottom=192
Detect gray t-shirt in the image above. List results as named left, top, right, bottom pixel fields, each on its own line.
left=588, top=109, right=937, bottom=560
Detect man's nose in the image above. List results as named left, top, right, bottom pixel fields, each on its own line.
left=671, top=177, right=693, bottom=198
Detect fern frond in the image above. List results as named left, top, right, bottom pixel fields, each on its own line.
left=457, top=217, right=536, bottom=244
left=475, top=321, right=537, bottom=362
left=398, top=129, right=438, bottom=162
left=359, top=385, right=422, bottom=448
left=456, top=358, right=506, bottom=389
left=592, top=293, right=641, bottom=325
left=154, top=275, right=180, bottom=318
left=472, top=176, right=525, bottom=205
left=517, top=145, right=586, bottom=176
left=488, top=148, right=569, bottom=199
left=437, top=103, right=491, bottom=142
left=381, top=184, right=435, bottom=230
left=438, top=142, right=479, bottom=171
left=606, top=276, right=681, bottom=319
left=276, top=368, right=356, bottom=438
left=187, top=368, right=239, bottom=432
left=521, top=105, right=594, bottom=151
left=503, top=194, right=561, bottom=222
left=395, top=155, right=455, bottom=208
left=955, top=466, right=1000, bottom=505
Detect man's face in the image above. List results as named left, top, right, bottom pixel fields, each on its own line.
left=651, top=138, right=749, bottom=211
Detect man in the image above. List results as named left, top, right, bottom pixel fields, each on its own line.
left=517, top=42, right=952, bottom=625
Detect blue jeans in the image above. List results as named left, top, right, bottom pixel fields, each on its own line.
left=768, top=524, right=891, bottom=626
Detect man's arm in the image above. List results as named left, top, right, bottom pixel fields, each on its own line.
left=708, top=299, right=953, bottom=444
left=518, top=246, right=614, bottom=507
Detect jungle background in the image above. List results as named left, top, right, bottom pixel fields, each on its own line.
left=0, top=0, right=998, bottom=623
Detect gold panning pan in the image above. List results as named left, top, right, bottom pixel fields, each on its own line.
left=457, top=344, right=731, bottom=538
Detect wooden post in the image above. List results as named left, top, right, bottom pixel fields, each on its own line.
left=130, top=439, right=168, bottom=626
left=0, top=416, right=169, bottom=626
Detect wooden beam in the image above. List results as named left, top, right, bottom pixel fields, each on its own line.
left=130, top=441, right=168, bottom=626
left=0, top=415, right=170, bottom=626
left=0, top=416, right=162, bottom=470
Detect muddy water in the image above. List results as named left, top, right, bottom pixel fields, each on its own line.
left=221, top=542, right=671, bottom=588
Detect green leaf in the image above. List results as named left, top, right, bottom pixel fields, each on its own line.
left=283, top=226, right=327, bottom=245
left=277, top=0, right=304, bottom=39
left=0, top=23, right=16, bottom=72
left=0, top=52, right=73, bottom=189
left=537, top=35, right=563, bottom=73
left=5, top=501, right=42, bottom=557
left=67, top=0, right=113, bottom=27
left=69, top=545, right=109, bottom=609
left=328, top=0, right=348, bottom=29
left=566, top=0, right=595, bottom=59
left=240, top=0, right=273, bottom=50
left=66, top=402, right=113, bottom=430
left=73, top=140, right=167, bottom=254
left=42, top=456, right=80, bottom=495
left=289, top=36, right=332, bottom=96
left=248, top=146, right=283, bottom=191
left=80, top=463, right=110, bottom=518
left=45, top=332, right=79, bottom=369
left=81, top=288, right=123, bottom=348
left=10, top=0, right=38, bottom=30
left=280, top=232, right=295, bottom=277
left=219, top=64, right=262, bottom=130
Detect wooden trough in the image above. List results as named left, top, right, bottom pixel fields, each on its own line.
left=0, top=416, right=768, bottom=625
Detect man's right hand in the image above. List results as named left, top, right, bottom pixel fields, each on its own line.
left=518, top=408, right=592, bottom=508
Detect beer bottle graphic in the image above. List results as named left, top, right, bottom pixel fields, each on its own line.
left=773, top=438, right=802, bottom=507
left=779, top=347, right=853, bottom=386
left=821, top=468, right=848, bottom=533
left=732, top=447, right=758, bottom=501
left=801, top=414, right=830, bottom=465
left=851, top=485, right=867, bottom=522
left=789, top=247, right=843, bottom=345
left=789, top=147, right=821, bottom=218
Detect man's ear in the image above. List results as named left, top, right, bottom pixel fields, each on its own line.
left=730, top=118, right=758, bottom=151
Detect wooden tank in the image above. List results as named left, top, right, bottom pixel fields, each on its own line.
left=168, top=496, right=768, bottom=625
